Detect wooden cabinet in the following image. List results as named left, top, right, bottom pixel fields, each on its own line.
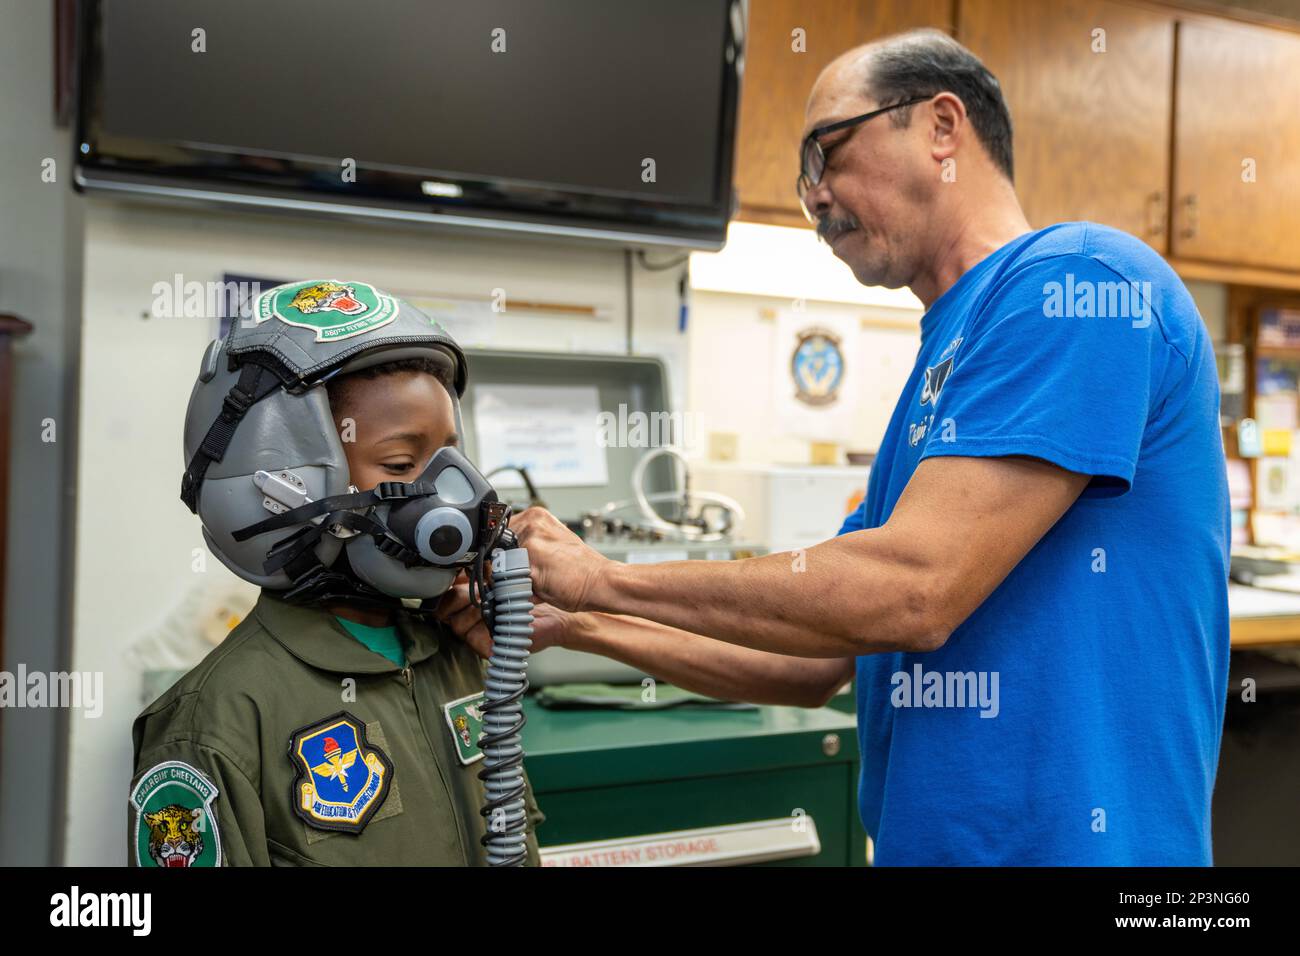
left=732, top=0, right=952, bottom=227
left=731, top=0, right=1300, bottom=283
left=960, top=0, right=1176, bottom=253
left=1172, top=18, right=1300, bottom=271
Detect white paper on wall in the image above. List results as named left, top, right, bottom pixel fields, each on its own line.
left=473, top=383, right=609, bottom=487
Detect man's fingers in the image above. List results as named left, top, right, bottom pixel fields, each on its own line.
left=448, top=601, right=484, bottom=636
left=467, top=621, right=493, bottom=658
left=435, top=579, right=477, bottom=616
left=510, top=506, right=552, bottom=541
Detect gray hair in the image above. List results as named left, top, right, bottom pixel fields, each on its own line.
left=865, top=30, right=1014, bottom=182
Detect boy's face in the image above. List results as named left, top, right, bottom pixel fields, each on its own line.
left=332, top=371, right=459, bottom=491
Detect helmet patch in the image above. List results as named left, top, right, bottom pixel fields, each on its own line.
left=258, top=280, right=399, bottom=342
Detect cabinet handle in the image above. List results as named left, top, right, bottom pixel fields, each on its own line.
left=1179, top=194, right=1198, bottom=240
left=1146, top=191, right=1166, bottom=238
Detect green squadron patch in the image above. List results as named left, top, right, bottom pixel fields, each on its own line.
left=257, top=279, right=399, bottom=342
left=131, top=760, right=222, bottom=867
left=443, top=692, right=487, bottom=766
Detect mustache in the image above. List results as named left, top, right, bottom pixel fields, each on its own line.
left=817, top=215, right=860, bottom=243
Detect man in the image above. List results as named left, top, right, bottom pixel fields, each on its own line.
left=441, top=31, right=1230, bottom=865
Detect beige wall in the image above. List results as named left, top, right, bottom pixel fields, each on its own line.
left=65, top=198, right=686, bottom=864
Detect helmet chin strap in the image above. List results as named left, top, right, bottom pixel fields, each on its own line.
left=278, top=548, right=446, bottom=617
left=250, top=499, right=443, bottom=610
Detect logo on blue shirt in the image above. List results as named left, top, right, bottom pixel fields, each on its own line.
left=920, top=357, right=954, bottom=406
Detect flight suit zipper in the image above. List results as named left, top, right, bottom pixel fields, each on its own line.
left=399, top=661, right=472, bottom=865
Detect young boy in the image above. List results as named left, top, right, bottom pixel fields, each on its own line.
left=129, top=279, right=542, bottom=866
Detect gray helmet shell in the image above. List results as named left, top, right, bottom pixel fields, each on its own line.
left=182, top=279, right=467, bottom=596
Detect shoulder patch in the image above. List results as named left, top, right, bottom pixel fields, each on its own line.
left=443, top=692, right=487, bottom=766
left=288, top=711, right=393, bottom=833
left=131, top=760, right=222, bottom=867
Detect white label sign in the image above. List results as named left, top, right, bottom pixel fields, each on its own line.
left=539, top=816, right=821, bottom=867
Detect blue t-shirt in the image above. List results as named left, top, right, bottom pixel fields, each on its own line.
left=838, top=222, right=1230, bottom=865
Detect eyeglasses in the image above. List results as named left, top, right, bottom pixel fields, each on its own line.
left=795, top=97, right=930, bottom=222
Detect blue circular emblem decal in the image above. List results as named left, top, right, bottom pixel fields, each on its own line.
left=791, top=327, right=845, bottom=406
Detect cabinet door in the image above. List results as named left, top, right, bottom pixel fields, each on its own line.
left=733, top=0, right=951, bottom=228
left=960, top=0, right=1175, bottom=253
left=1173, top=18, right=1300, bottom=270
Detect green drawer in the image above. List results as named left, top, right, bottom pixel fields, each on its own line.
left=520, top=696, right=866, bottom=866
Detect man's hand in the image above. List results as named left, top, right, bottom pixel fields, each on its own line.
left=432, top=570, right=579, bottom=659
left=507, top=507, right=614, bottom=612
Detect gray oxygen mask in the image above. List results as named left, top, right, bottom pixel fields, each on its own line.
left=343, top=446, right=509, bottom=599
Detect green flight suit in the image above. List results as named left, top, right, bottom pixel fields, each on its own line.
left=128, top=590, right=544, bottom=866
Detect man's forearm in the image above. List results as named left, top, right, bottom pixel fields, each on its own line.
left=521, top=455, right=1090, bottom=661
left=581, top=527, right=937, bottom=658
left=565, top=612, right=850, bottom=708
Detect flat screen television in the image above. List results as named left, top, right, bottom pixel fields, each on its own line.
left=74, top=0, right=744, bottom=249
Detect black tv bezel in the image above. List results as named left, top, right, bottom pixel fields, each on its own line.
left=72, top=0, right=744, bottom=249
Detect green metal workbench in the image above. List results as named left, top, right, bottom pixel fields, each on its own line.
left=521, top=695, right=867, bottom=866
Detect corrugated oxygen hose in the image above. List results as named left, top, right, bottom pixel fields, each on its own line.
left=478, top=545, right=534, bottom=866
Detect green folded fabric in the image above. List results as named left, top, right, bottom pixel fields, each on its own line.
left=535, top=682, right=756, bottom=711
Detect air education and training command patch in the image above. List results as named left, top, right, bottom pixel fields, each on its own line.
left=256, top=279, right=399, bottom=342
left=288, top=711, right=393, bottom=834
left=131, top=760, right=222, bottom=867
